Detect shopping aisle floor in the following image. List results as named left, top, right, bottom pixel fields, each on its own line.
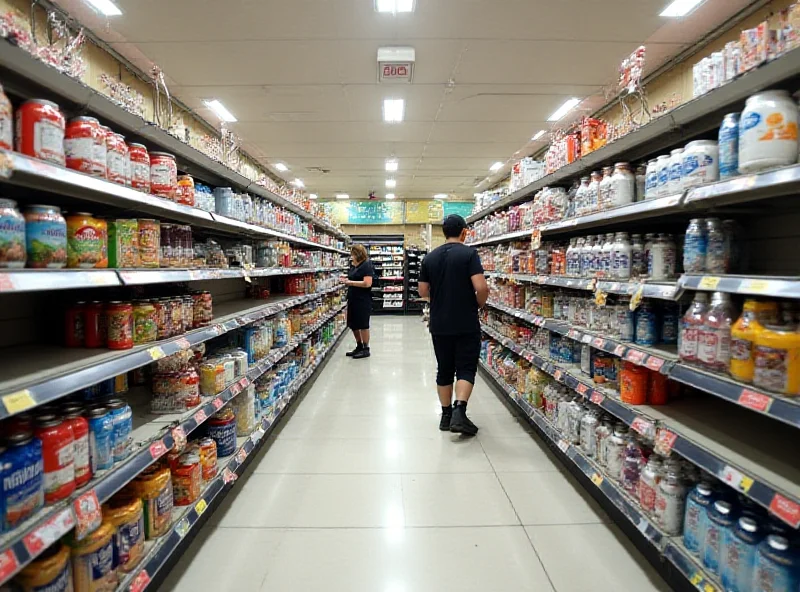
left=161, top=317, right=672, bottom=592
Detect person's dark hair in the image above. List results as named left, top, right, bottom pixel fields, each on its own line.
left=442, top=214, right=467, bottom=238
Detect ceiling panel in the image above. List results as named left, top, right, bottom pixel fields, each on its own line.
left=243, top=122, right=433, bottom=144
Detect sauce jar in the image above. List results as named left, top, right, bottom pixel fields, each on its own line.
left=198, top=437, right=217, bottom=481
left=176, top=174, right=195, bottom=207
left=648, top=372, right=669, bottom=405
left=753, top=324, right=800, bottom=395
left=102, top=495, right=145, bottom=573
left=129, top=463, right=173, bottom=539
left=1, top=431, right=44, bottom=532
left=132, top=300, right=158, bottom=344
left=200, top=361, right=225, bottom=396
left=85, top=407, right=114, bottom=473
left=172, top=451, right=202, bottom=506
left=106, top=301, right=133, bottom=350
left=108, top=219, right=139, bottom=268
left=61, top=406, right=91, bottom=487
left=137, top=219, right=160, bottom=268
left=620, top=362, right=648, bottom=405
left=15, top=99, right=65, bottom=165
left=33, top=414, right=75, bottom=504
left=66, top=212, right=103, bottom=269
left=0, top=83, right=12, bottom=150
left=92, top=124, right=108, bottom=178
left=93, top=217, right=108, bottom=269
left=67, top=520, right=117, bottom=591
left=106, top=132, right=127, bottom=185
left=150, top=152, right=177, bottom=199
left=0, top=198, right=26, bottom=268
left=84, top=301, right=106, bottom=348
left=65, top=301, right=86, bottom=348
left=64, top=116, right=100, bottom=174
left=12, top=542, right=71, bottom=592
left=23, top=205, right=67, bottom=269
left=128, top=143, right=150, bottom=192
left=207, top=407, right=237, bottom=457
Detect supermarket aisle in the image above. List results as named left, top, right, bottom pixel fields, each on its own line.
left=161, top=317, right=671, bottom=592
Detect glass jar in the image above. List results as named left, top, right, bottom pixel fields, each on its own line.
left=683, top=218, right=707, bottom=274
left=697, top=292, right=735, bottom=371
left=610, top=162, right=635, bottom=207
left=0, top=198, right=26, bottom=268
left=23, top=205, right=67, bottom=269
left=598, top=166, right=614, bottom=210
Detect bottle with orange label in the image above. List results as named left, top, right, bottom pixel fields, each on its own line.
left=752, top=323, right=800, bottom=395
left=730, top=299, right=778, bottom=383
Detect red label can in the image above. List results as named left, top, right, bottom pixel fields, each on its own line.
left=62, top=407, right=91, bottom=487
left=33, top=415, right=75, bottom=504
left=106, top=301, right=134, bottom=350
left=94, top=125, right=109, bottom=178
left=128, top=142, right=150, bottom=193
left=64, top=116, right=99, bottom=174
left=65, top=301, right=86, bottom=347
left=84, top=301, right=107, bottom=348
left=150, top=152, right=177, bottom=199
left=106, top=132, right=127, bottom=185
left=15, top=99, right=65, bottom=166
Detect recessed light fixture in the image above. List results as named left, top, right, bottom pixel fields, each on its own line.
left=309, top=193, right=318, bottom=200
left=385, top=159, right=399, bottom=172
left=434, top=194, right=448, bottom=200
left=375, top=0, right=415, bottom=13
left=383, top=99, right=405, bottom=123
left=84, top=0, right=122, bottom=16
left=274, top=163, right=289, bottom=172
left=490, top=162, right=503, bottom=172
left=386, top=179, right=397, bottom=188
left=203, top=99, right=237, bottom=123
left=547, top=98, right=581, bottom=122
left=336, top=194, right=350, bottom=200
left=532, top=130, right=546, bottom=141
left=660, top=0, right=705, bottom=17
left=292, top=179, right=304, bottom=188
left=385, top=193, right=396, bottom=199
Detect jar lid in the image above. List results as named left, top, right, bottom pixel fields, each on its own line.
left=150, top=151, right=176, bottom=159
left=23, top=98, right=60, bottom=109
left=0, top=198, right=18, bottom=207
left=129, top=142, right=147, bottom=149
left=6, top=431, right=33, bottom=445
left=767, top=535, right=789, bottom=551
left=25, top=204, right=62, bottom=213
left=106, top=399, right=126, bottom=410
left=85, top=407, right=109, bottom=418
left=70, top=116, right=100, bottom=124
left=34, top=414, right=60, bottom=427
left=686, top=140, right=718, bottom=148
left=739, top=517, right=758, bottom=533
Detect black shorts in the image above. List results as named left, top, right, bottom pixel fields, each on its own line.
left=431, top=332, right=481, bottom=386
left=347, top=300, right=371, bottom=330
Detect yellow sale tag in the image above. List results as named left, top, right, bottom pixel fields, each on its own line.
left=591, top=473, right=604, bottom=486
left=741, top=279, right=769, bottom=294
left=698, top=276, right=720, bottom=290
left=690, top=573, right=703, bottom=585
left=148, top=346, right=166, bottom=361
left=630, top=285, right=644, bottom=311
left=740, top=475, right=754, bottom=493
left=2, top=390, right=36, bottom=414
left=195, top=499, right=208, bottom=515
left=703, top=584, right=717, bottom=592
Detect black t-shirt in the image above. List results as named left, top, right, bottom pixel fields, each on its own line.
left=347, top=260, right=375, bottom=303
left=420, top=242, right=484, bottom=335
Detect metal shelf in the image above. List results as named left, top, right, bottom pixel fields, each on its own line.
left=0, top=42, right=347, bottom=242
left=481, top=324, right=800, bottom=528
left=467, top=46, right=800, bottom=224
left=679, top=273, right=800, bottom=299
left=486, top=272, right=680, bottom=301
left=2, top=151, right=347, bottom=254
left=468, top=229, right=532, bottom=247
left=0, top=286, right=344, bottom=419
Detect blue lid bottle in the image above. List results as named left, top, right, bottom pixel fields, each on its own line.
left=702, top=499, right=739, bottom=575
left=720, top=516, right=764, bottom=592
left=684, top=481, right=716, bottom=555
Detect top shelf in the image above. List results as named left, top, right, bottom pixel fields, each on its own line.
left=467, top=47, right=800, bottom=224
left=0, top=42, right=348, bottom=243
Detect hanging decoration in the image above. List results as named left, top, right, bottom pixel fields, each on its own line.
left=152, top=65, right=174, bottom=131
left=99, top=74, right=146, bottom=118
left=616, top=46, right=650, bottom=135
left=220, top=123, right=241, bottom=171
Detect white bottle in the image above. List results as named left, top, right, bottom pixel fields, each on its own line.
left=630, top=234, right=646, bottom=278
left=739, top=90, right=800, bottom=173
left=591, top=236, right=604, bottom=276
left=682, top=140, right=719, bottom=189
left=612, top=232, right=632, bottom=280
left=601, top=233, right=615, bottom=276
left=574, top=177, right=590, bottom=217
left=566, top=238, right=578, bottom=277
left=645, top=159, right=659, bottom=199
left=656, top=155, right=671, bottom=196
left=587, top=171, right=602, bottom=213
left=580, top=236, right=594, bottom=277
left=599, top=166, right=614, bottom=210
left=667, top=148, right=684, bottom=194
left=611, top=162, right=636, bottom=207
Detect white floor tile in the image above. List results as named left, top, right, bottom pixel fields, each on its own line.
left=479, top=436, right=561, bottom=472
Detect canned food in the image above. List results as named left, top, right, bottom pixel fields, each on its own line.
left=65, top=116, right=100, bottom=174
left=172, top=451, right=201, bottom=506
left=207, top=407, right=237, bottom=457
left=198, top=437, right=217, bottom=481
left=132, top=300, right=158, bottom=344
left=150, top=152, right=177, bottom=199
left=0, top=198, right=26, bottom=268
left=68, top=520, right=117, bottom=591
left=102, top=495, right=144, bottom=573
left=176, top=174, right=195, bottom=206
left=86, top=407, right=114, bottom=472
left=33, top=415, right=75, bottom=504
left=1, top=431, right=44, bottom=532
left=65, top=301, right=86, bottom=348
left=137, top=219, right=160, bottom=268
left=128, top=143, right=150, bottom=192
left=24, top=205, right=67, bottom=269
left=107, top=219, right=139, bottom=268
left=15, top=99, right=65, bottom=165
left=106, top=301, right=133, bottom=350
left=12, top=542, right=71, bottom=591
left=106, top=399, right=133, bottom=463
left=129, top=463, right=173, bottom=539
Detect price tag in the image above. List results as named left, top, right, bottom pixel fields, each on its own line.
left=654, top=429, right=678, bottom=456
left=690, top=573, right=703, bottom=586
left=239, top=378, right=249, bottom=388
left=576, top=383, right=589, bottom=396
left=0, top=549, right=19, bottom=583
left=630, top=285, right=644, bottom=311
left=613, top=344, right=626, bottom=357
left=2, top=390, right=36, bottom=415
left=720, top=466, right=754, bottom=493
left=769, top=494, right=800, bottom=528
left=703, top=584, right=717, bottom=592
left=195, top=499, right=208, bottom=516
left=193, top=409, right=208, bottom=425
left=698, top=276, right=721, bottom=290
left=626, top=350, right=646, bottom=365
left=557, top=439, right=570, bottom=453
left=235, top=448, right=247, bottom=464
left=171, top=426, right=187, bottom=452
left=212, top=397, right=224, bottom=410
left=645, top=357, right=665, bottom=372
left=222, top=467, right=239, bottom=484
left=175, top=337, right=191, bottom=350
left=738, top=390, right=773, bottom=413
left=230, top=383, right=242, bottom=396
left=175, top=517, right=190, bottom=538
left=590, top=391, right=604, bottom=405
left=129, top=570, right=151, bottom=592
left=567, top=329, right=579, bottom=340
left=553, top=369, right=563, bottom=381
left=149, top=440, right=168, bottom=459
left=591, top=473, right=604, bottom=486
left=740, top=279, right=769, bottom=294
left=592, top=337, right=605, bottom=348
left=531, top=229, right=542, bottom=250
left=581, top=334, right=592, bottom=344
left=147, top=346, right=166, bottom=361
left=631, top=417, right=655, bottom=439
left=0, top=274, right=15, bottom=292
left=72, top=490, right=102, bottom=541
left=22, top=508, right=75, bottom=555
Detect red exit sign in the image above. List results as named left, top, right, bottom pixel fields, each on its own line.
left=379, top=62, right=414, bottom=83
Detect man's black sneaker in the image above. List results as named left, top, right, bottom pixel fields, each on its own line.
left=353, top=347, right=371, bottom=359
left=346, top=344, right=363, bottom=357
left=439, top=411, right=452, bottom=431
left=449, top=405, right=478, bottom=436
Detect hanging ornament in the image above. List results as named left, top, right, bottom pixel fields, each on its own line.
left=152, top=65, right=174, bottom=131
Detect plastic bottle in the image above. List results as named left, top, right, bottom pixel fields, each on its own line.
left=752, top=535, right=800, bottom=592
left=644, top=159, right=659, bottom=199
left=630, top=234, right=646, bottom=278
left=656, top=154, right=671, bottom=196
left=719, top=112, right=740, bottom=180
left=703, top=500, right=739, bottom=576
left=697, top=292, right=735, bottom=372
left=739, top=90, right=800, bottom=174
left=639, top=456, right=664, bottom=516
left=601, top=233, right=615, bottom=277
left=580, top=236, right=593, bottom=278
left=667, top=148, right=684, bottom=194
left=705, top=218, right=729, bottom=274
left=655, top=469, right=688, bottom=536
left=643, top=233, right=657, bottom=277
left=587, top=171, right=602, bottom=213
left=730, top=300, right=777, bottom=383
left=649, top=234, right=676, bottom=281
left=620, top=437, right=647, bottom=495
left=604, top=425, right=629, bottom=481
left=683, top=218, right=708, bottom=274
left=684, top=481, right=716, bottom=555
left=598, top=166, right=614, bottom=210
left=720, top=516, right=764, bottom=592
left=679, top=293, right=709, bottom=363
left=610, top=162, right=636, bottom=207
left=611, top=232, right=632, bottom=280
left=635, top=164, right=647, bottom=202
left=590, top=236, right=604, bottom=277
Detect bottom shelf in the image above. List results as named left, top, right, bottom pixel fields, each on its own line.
left=478, top=362, right=722, bottom=592
left=119, top=326, right=347, bottom=592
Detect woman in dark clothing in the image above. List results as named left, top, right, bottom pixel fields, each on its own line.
left=342, top=244, right=374, bottom=359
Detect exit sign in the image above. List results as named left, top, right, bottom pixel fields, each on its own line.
left=380, top=62, right=414, bottom=83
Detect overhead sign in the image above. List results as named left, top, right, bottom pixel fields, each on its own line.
left=331, top=201, right=405, bottom=225
left=405, top=200, right=444, bottom=224
left=443, top=202, right=475, bottom=219
left=377, top=46, right=415, bottom=83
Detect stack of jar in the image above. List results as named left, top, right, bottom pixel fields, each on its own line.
left=571, top=163, right=638, bottom=218
left=467, top=202, right=535, bottom=243
left=682, top=218, right=741, bottom=275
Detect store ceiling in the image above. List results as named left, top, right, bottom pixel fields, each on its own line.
left=62, top=0, right=755, bottom=201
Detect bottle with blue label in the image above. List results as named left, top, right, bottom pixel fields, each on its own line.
left=684, top=481, right=715, bottom=555
left=703, top=499, right=739, bottom=576
left=661, top=303, right=679, bottom=345
left=683, top=218, right=707, bottom=274
left=752, top=535, right=800, bottom=592
left=705, top=218, right=729, bottom=274
left=721, top=516, right=764, bottom=592
left=634, top=302, right=659, bottom=346
left=719, top=112, right=740, bottom=179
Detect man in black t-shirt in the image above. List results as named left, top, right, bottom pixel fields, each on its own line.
left=419, top=215, right=489, bottom=436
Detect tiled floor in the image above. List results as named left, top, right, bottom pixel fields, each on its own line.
left=161, top=317, right=672, bottom=592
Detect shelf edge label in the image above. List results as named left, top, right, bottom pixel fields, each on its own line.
left=769, top=493, right=800, bottom=528
left=2, top=390, right=36, bottom=415
left=738, top=390, right=773, bottom=413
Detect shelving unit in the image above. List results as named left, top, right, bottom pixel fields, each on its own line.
left=351, top=235, right=407, bottom=314
left=405, top=247, right=427, bottom=314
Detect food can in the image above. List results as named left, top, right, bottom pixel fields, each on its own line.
left=150, top=152, right=177, bottom=199
left=198, top=437, right=217, bottom=481
left=12, top=542, right=71, bottom=591
left=65, top=116, right=100, bottom=174
left=207, top=407, right=237, bottom=457
left=128, top=143, right=150, bottom=192
left=61, top=406, right=91, bottom=487
left=85, top=407, right=114, bottom=473
left=92, top=217, right=108, bottom=269
left=106, top=399, right=133, bottom=463
left=92, top=124, right=108, bottom=179
left=132, top=300, right=158, bottom=344
left=199, top=361, right=225, bottom=396
left=169, top=297, right=184, bottom=335
left=172, top=451, right=201, bottom=506
left=66, top=213, right=103, bottom=269
left=65, top=301, right=86, bottom=348
left=106, top=132, right=127, bottom=185
left=129, top=463, right=173, bottom=539
left=24, top=205, right=67, bottom=269
left=68, top=520, right=117, bottom=591
left=137, top=219, right=160, bottom=268
left=15, top=99, right=65, bottom=165
left=33, top=415, right=75, bottom=504
left=152, top=299, right=167, bottom=340
left=620, top=362, right=648, bottom=405
left=1, top=431, right=44, bottom=532
left=83, top=301, right=106, bottom=349
left=107, top=219, right=139, bottom=268
left=0, top=83, right=12, bottom=151
left=176, top=174, right=195, bottom=206
left=0, top=198, right=26, bottom=268
left=106, top=301, right=133, bottom=350
left=102, top=495, right=145, bottom=573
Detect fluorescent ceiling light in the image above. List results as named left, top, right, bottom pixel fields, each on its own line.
left=336, top=194, right=350, bottom=200
left=660, top=0, right=705, bottom=17
left=385, top=193, right=396, bottom=199
left=532, top=130, right=546, bottom=141
left=309, top=193, right=318, bottom=200
left=84, top=0, right=122, bottom=16
left=434, top=194, right=448, bottom=199
left=386, top=179, right=397, bottom=188
left=292, top=179, right=304, bottom=188
left=375, top=0, right=415, bottom=13
left=385, top=159, right=399, bottom=172
left=383, top=99, right=405, bottom=123
left=203, top=99, right=237, bottom=123
left=547, top=98, right=581, bottom=122
left=490, top=162, right=503, bottom=172
left=274, top=163, right=289, bottom=172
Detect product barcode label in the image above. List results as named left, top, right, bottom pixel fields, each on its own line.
left=645, top=356, right=664, bottom=372
left=769, top=494, right=800, bottom=528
